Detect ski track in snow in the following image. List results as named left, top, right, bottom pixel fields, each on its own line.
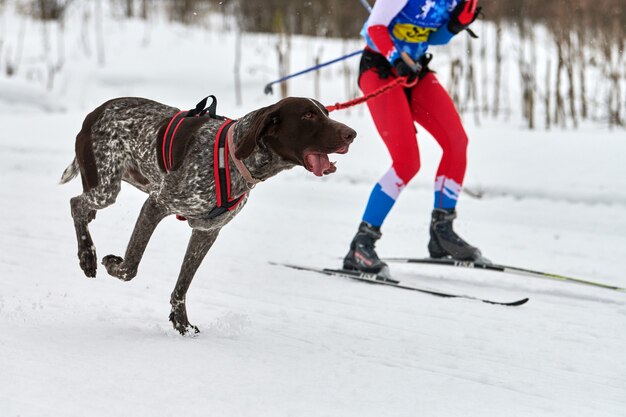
left=1, top=11, right=626, bottom=417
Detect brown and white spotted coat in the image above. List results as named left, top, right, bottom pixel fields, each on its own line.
left=61, top=96, right=356, bottom=335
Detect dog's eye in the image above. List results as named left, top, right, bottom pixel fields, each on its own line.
left=302, top=112, right=315, bottom=120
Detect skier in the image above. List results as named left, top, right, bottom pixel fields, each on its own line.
left=344, top=0, right=484, bottom=276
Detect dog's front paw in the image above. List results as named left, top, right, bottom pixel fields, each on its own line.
left=169, top=307, right=200, bottom=336
left=102, top=255, right=136, bottom=281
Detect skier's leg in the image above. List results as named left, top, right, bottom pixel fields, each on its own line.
left=410, top=72, right=468, bottom=209
left=360, top=69, right=420, bottom=227
left=409, top=72, right=482, bottom=260
left=344, top=69, right=420, bottom=273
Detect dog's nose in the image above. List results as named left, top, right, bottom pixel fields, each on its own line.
left=342, top=127, right=357, bottom=142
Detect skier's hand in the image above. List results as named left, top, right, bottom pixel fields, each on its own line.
left=393, top=53, right=419, bottom=81
left=448, top=0, right=481, bottom=34
left=393, top=59, right=415, bottom=77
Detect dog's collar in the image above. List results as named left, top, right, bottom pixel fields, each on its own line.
left=227, top=123, right=260, bottom=187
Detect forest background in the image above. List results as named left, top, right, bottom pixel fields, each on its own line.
left=0, top=0, right=624, bottom=130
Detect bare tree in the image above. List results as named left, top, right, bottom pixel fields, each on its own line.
left=5, top=18, right=26, bottom=77
left=465, top=34, right=480, bottom=125
left=448, top=59, right=463, bottom=108
left=480, top=23, right=489, bottom=116
left=95, top=0, right=106, bottom=66
left=553, top=35, right=566, bottom=128
left=577, top=38, right=588, bottom=120
left=544, top=58, right=551, bottom=130
left=565, top=32, right=578, bottom=128
left=314, top=46, right=323, bottom=99
left=275, top=34, right=291, bottom=99
left=140, top=0, right=149, bottom=20
left=80, top=3, right=92, bottom=57
left=234, top=29, right=242, bottom=106
left=492, top=21, right=502, bottom=118
left=124, top=0, right=133, bottom=18
left=516, top=16, right=536, bottom=129
left=271, top=8, right=292, bottom=98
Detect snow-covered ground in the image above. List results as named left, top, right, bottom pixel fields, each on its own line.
left=1, top=8, right=625, bottom=417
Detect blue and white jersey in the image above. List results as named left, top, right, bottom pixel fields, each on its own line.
left=361, top=0, right=459, bottom=63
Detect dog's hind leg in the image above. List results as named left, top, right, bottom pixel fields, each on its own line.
left=169, top=228, right=220, bottom=335
left=70, top=153, right=125, bottom=278
left=70, top=196, right=99, bottom=277
left=102, top=196, right=169, bottom=281
left=69, top=103, right=132, bottom=277
left=70, top=178, right=122, bottom=278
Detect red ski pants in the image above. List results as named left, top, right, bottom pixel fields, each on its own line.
left=360, top=69, right=469, bottom=186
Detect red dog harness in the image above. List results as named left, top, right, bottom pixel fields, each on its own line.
left=161, top=96, right=247, bottom=220
left=209, top=118, right=247, bottom=217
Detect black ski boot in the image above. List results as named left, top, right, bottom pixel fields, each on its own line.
left=428, top=208, right=483, bottom=261
left=343, top=221, right=391, bottom=278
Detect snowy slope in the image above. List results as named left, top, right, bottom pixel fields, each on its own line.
left=1, top=8, right=625, bottom=417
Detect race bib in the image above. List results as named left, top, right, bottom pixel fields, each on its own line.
left=392, top=23, right=433, bottom=43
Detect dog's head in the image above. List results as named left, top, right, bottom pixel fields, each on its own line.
left=234, top=97, right=356, bottom=177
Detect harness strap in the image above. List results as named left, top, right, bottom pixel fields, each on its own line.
left=207, top=119, right=247, bottom=219
left=227, top=126, right=258, bottom=187
left=162, top=111, right=187, bottom=173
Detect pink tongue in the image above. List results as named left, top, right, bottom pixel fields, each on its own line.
left=305, top=153, right=330, bottom=177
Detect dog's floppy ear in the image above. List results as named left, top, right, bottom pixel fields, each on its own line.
left=234, top=105, right=280, bottom=160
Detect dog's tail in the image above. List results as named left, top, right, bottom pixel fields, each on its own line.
left=59, top=158, right=79, bottom=184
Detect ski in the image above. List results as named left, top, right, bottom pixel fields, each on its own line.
left=270, top=262, right=529, bottom=307
left=384, top=257, right=626, bottom=293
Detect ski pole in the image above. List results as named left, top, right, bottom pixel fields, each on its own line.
left=359, top=0, right=372, bottom=12
left=264, top=50, right=363, bottom=95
